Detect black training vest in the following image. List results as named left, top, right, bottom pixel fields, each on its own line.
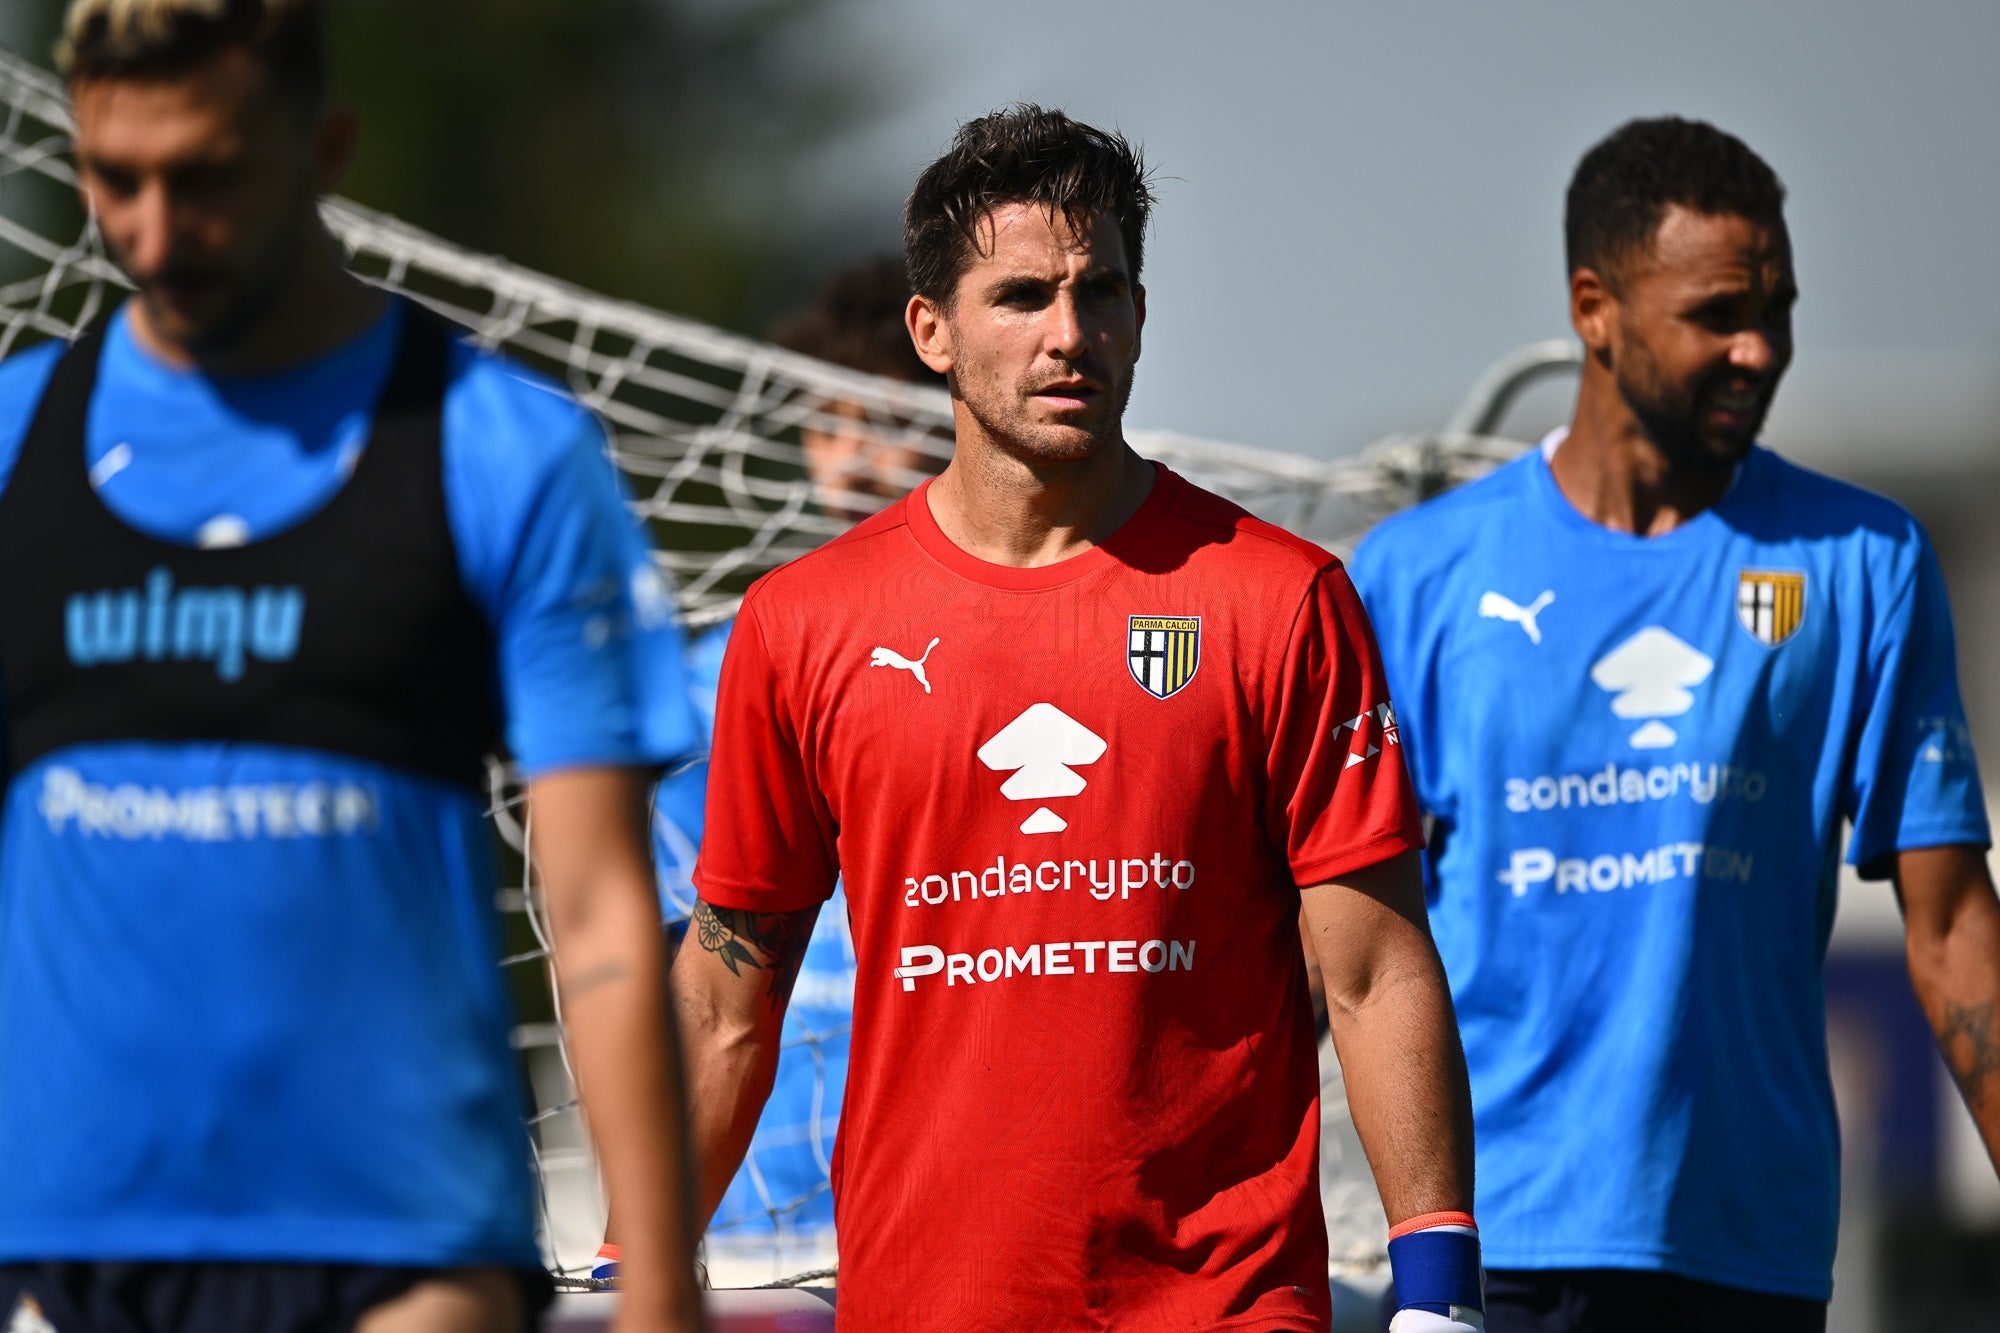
left=0, top=309, right=501, bottom=791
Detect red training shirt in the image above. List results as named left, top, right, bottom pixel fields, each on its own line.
left=695, top=465, right=1422, bottom=1331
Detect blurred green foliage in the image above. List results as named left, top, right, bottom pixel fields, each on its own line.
left=3, top=0, right=885, bottom=331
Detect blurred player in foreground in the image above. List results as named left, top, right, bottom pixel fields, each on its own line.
left=599, top=256, right=946, bottom=1284
left=0, top=3, right=704, bottom=1330
left=1351, top=117, right=2000, bottom=1332
left=675, top=105, right=1483, bottom=1333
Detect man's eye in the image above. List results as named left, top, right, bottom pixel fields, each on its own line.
left=1694, top=304, right=1747, bottom=333
left=174, top=164, right=244, bottom=197
left=88, top=166, right=139, bottom=199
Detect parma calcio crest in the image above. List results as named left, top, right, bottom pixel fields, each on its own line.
left=1128, top=615, right=1201, bottom=699
left=1736, top=569, right=1806, bottom=647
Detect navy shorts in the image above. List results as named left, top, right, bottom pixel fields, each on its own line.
left=0, top=1261, right=553, bottom=1333
left=1381, top=1267, right=1827, bottom=1333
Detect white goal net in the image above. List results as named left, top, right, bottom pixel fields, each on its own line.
left=0, top=44, right=1560, bottom=1291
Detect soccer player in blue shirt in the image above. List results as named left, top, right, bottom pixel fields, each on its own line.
left=0, top=3, right=704, bottom=1330
left=1351, top=116, right=2000, bottom=1332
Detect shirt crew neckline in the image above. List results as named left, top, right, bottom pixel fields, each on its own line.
left=104, top=296, right=404, bottom=401
left=1531, top=426, right=1761, bottom=552
left=902, top=459, right=1178, bottom=591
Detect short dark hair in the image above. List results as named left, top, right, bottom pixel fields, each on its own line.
left=1565, top=116, right=1787, bottom=284
left=770, top=255, right=942, bottom=385
left=904, top=104, right=1155, bottom=303
left=58, top=0, right=328, bottom=114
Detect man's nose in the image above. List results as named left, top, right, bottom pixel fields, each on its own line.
left=1729, top=327, right=1776, bottom=375
left=1044, top=292, right=1087, bottom=358
left=112, top=180, right=179, bottom=277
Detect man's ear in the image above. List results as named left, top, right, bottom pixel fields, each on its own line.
left=1131, top=282, right=1145, bottom=365
left=311, top=105, right=360, bottom=196
left=906, top=293, right=954, bottom=377
left=1569, top=265, right=1617, bottom=360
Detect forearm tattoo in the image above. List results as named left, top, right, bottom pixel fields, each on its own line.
left=690, top=899, right=821, bottom=1010
left=1938, top=1000, right=2000, bottom=1113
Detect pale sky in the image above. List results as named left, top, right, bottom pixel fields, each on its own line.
left=802, top=0, right=2000, bottom=460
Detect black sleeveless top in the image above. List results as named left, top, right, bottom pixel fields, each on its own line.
left=0, top=309, right=501, bottom=791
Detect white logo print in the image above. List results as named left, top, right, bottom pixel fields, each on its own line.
left=1336, top=702, right=1401, bottom=768
left=871, top=637, right=940, bottom=693
left=1590, top=627, right=1714, bottom=750
left=1479, top=589, right=1555, bottom=644
left=629, top=562, right=677, bottom=632
left=976, top=702, right=1107, bottom=834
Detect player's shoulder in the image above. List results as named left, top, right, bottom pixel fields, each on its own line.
left=440, top=319, right=602, bottom=478
left=1749, top=447, right=1927, bottom=550
left=1361, top=448, right=1536, bottom=551
left=740, top=498, right=916, bottom=617
left=1154, top=467, right=1339, bottom=590
left=0, top=337, right=64, bottom=406
left=0, top=339, right=66, bottom=501
left=1350, top=449, right=1538, bottom=591
left=434, top=311, right=622, bottom=577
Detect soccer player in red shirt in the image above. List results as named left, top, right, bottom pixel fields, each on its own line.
left=676, top=106, right=1480, bottom=1331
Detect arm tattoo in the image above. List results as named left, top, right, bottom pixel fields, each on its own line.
left=690, top=899, right=821, bottom=1010
left=1938, top=1000, right=2000, bottom=1113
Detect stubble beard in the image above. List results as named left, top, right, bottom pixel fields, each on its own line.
left=1615, top=331, right=1756, bottom=476
left=959, top=362, right=1137, bottom=477
left=127, top=187, right=316, bottom=359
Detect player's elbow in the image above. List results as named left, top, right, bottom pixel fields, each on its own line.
left=1900, top=848, right=2000, bottom=956
left=671, top=970, right=784, bottom=1070
left=1323, top=956, right=1426, bottom=1026
left=1903, top=868, right=2000, bottom=988
left=545, top=867, right=661, bottom=965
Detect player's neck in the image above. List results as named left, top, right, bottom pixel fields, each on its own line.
left=126, top=227, right=391, bottom=378
left=924, top=434, right=1156, bottom=568
left=1554, top=377, right=1737, bottom=537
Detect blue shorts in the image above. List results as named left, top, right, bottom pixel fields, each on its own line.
left=1380, top=1268, right=1826, bottom=1333
left=0, top=1261, right=553, bottom=1333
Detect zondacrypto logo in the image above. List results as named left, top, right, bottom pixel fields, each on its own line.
left=901, top=852, right=1197, bottom=907
left=1504, top=760, right=1767, bottom=813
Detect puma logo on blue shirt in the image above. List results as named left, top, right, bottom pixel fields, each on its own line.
left=65, top=566, right=305, bottom=682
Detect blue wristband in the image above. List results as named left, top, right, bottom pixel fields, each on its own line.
left=1387, top=1213, right=1483, bottom=1315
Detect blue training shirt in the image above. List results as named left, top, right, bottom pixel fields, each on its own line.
left=653, top=621, right=852, bottom=1247
left=0, top=300, right=698, bottom=1267
left=1348, top=434, right=1988, bottom=1300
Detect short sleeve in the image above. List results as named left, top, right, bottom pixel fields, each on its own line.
left=1345, top=528, right=1448, bottom=822
left=691, top=594, right=839, bottom=912
left=1846, top=534, right=1991, bottom=876
left=484, top=416, right=701, bottom=776
left=0, top=341, right=62, bottom=501
left=1265, top=564, right=1426, bottom=885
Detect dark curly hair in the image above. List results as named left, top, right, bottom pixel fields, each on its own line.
left=1565, top=116, right=1787, bottom=286
left=904, top=104, right=1155, bottom=304
left=769, top=255, right=941, bottom=385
